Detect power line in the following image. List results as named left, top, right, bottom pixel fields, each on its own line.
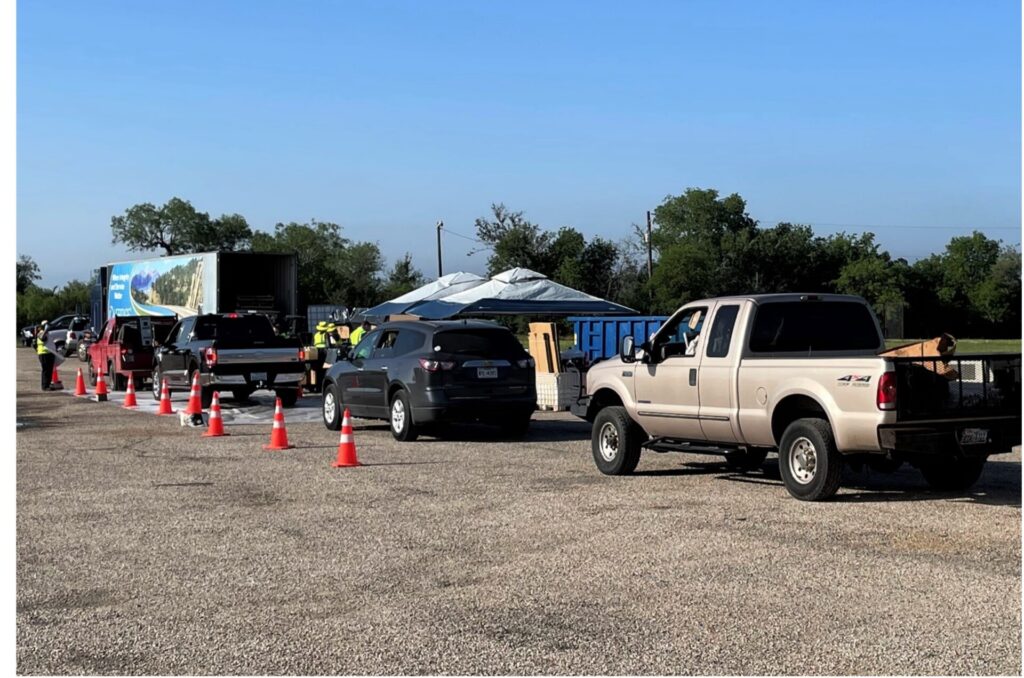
left=440, top=227, right=490, bottom=246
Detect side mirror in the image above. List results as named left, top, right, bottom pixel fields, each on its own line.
left=346, top=349, right=356, bottom=361
left=620, top=335, right=636, bottom=363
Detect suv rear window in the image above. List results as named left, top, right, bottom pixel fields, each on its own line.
left=70, top=318, right=89, bottom=331
left=194, top=316, right=276, bottom=343
left=434, top=329, right=526, bottom=358
left=749, top=301, right=880, bottom=353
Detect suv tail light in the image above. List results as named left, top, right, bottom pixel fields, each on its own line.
left=517, top=357, right=535, bottom=369
left=877, top=372, right=896, bottom=411
left=204, top=347, right=218, bottom=366
left=419, top=358, right=455, bottom=372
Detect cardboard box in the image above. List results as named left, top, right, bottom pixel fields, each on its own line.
left=528, top=322, right=561, bottom=374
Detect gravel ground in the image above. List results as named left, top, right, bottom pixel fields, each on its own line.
left=17, top=350, right=1022, bottom=675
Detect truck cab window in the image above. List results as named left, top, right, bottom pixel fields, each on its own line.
left=706, top=305, right=740, bottom=358
left=655, top=307, right=707, bottom=359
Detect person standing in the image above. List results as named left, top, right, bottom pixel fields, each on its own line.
left=36, top=321, right=55, bottom=391
left=349, top=320, right=371, bottom=346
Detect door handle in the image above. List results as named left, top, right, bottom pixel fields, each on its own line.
left=381, top=366, right=388, bottom=370
left=689, top=368, right=697, bottom=386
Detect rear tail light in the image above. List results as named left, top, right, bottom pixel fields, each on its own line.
left=204, top=347, right=218, bottom=366
left=69, top=332, right=76, bottom=340
left=877, top=372, right=896, bottom=411
left=517, top=357, right=535, bottom=369
left=419, top=358, right=455, bottom=372
left=298, top=349, right=306, bottom=361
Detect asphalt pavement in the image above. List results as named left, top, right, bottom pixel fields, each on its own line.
left=16, top=350, right=1022, bottom=674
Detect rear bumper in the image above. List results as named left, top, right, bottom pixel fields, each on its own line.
left=878, top=417, right=1021, bottom=458
left=202, top=371, right=304, bottom=389
left=412, top=388, right=536, bottom=424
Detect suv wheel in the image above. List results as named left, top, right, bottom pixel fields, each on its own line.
left=152, top=367, right=163, bottom=400
left=591, top=406, right=644, bottom=475
left=322, top=384, right=341, bottom=431
left=389, top=389, right=418, bottom=442
left=778, top=418, right=843, bottom=501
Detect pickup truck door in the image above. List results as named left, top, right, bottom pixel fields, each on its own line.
left=158, top=317, right=194, bottom=387
left=696, top=302, right=745, bottom=444
left=633, top=303, right=714, bottom=440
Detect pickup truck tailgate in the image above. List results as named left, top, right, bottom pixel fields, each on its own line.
left=216, top=348, right=302, bottom=366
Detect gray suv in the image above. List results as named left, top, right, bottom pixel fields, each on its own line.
left=321, top=320, right=537, bottom=441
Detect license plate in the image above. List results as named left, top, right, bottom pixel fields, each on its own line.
left=477, top=367, right=498, bottom=379
left=960, top=428, right=989, bottom=445
left=251, top=372, right=267, bottom=382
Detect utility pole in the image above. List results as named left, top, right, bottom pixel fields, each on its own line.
left=436, top=220, right=444, bottom=278
left=645, top=210, right=653, bottom=279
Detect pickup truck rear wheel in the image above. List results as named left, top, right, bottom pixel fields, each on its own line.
left=592, top=406, right=643, bottom=475
left=778, top=418, right=843, bottom=501
left=151, top=367, right=163, bottom=400
left=276, top=389, right=298, bottom=408
left=920, top=457, right=986, bottom=491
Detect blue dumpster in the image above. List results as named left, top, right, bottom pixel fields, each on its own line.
left=569, top=316, right=667, bottom=363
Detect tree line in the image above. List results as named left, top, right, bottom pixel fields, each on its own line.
left=16, top=191, right=1022, bottom=338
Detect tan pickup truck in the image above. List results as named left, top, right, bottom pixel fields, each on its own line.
left=573, top=293, right=1021, bottom=501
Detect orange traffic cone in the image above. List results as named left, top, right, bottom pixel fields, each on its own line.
left=122, top=375, right=138, bottom=408
left=183, top=372, right=203, bottom=415
left=94, top=366, right=109, bottom=402
left=263, top=397, right=294, bottom=450
left=156, top=378, right=174, bottom=415
left=74, top=368, right=87, bottom=396
left=50, top=365, right=63, bottom=389
left=202, top=391, right=228, bottom=437
left=332, top=408, right=361, bottom=467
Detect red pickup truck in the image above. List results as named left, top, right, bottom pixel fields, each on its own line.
left=88, top=316, right=177, bottom=390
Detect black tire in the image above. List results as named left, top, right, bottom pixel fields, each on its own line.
left=201, top=386, right=214, bottom=409
left=151, top=367, right=163, bottom=401
left=591, top=406, right=644, bottom=475
left=920, top=457, right=986, bottom=492
left=389, top=389, right=418, bottom=442
left=111, top=365, right=127, bottom=392
left=231, top=388, right=255, bottom=403
left=725, top=448, right=769, bottom=472
left=778, top=418, right=844, bottom=501
left=498, top=413, right=532, bottom=440
left=322, top=383, right=342, bottom=431
left=87, top=360, right=98, bottom=387
left=276, top=389, right=299, bottom=408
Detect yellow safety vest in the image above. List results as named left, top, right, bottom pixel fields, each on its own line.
left=36, top=332, right=50, bottom=355
left=313, top=331, right=327, bottom=348
left=350, top=326, right=365, bottom=346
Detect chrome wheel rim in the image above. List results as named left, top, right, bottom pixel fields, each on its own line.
left=323, top=390, right=337, bottom=423
left=152, top=371, right=161, bottom=398
left=598, top=421, right=619, bottom=462
left=391, top=398, right=406, bottom=433
left=789, top=436, right=817, bottom=484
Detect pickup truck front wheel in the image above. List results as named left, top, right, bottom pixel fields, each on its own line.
left=920, top=457, right=986, bottom=492
left=592, top=406, right=643, bottom=475
left=779, top=418, right=843, bottom=501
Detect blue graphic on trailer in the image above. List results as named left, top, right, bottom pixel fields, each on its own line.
left=106, top=254, right=207, bottom=319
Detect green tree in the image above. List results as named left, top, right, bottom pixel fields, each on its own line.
left=251, top=220, right=384, bottom=309
left=970, top=247, right=1021, bottom=326
left=110, top=197, right=252, bottom=255
left=383, top=254, right=425, bottom=300
left=474, top=204, right=553, bottom=275
left=17, top=255, right=41, bottom=293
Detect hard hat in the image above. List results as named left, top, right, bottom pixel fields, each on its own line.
left=40, top=320, right=48, bottom=326
left=316, top=321, right=329, bottom=331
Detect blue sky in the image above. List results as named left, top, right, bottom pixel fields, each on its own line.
left=17, top=0, right=1021, bottom=288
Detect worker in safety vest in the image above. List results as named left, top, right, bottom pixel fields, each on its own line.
left=349, top=320, right=371, bottom=347
left=313, top=321, right=337, bottom=349
left=35, top=321, right=56, bottom=391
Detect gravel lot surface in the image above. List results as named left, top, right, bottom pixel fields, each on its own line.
left=17, top=351, right=1021, bottom=675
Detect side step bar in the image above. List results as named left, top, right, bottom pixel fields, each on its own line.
left=643, top=437, right=743, bottom=457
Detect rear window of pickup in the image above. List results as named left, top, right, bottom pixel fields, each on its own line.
left=194, top=316, right=276, bottom=343
left=749, top=301, right=880, bottom=353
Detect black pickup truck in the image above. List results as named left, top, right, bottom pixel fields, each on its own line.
left=152, top=313, right=305, bottom=407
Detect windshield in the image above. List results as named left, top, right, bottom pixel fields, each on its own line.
left=434, top=329, right=527, bottom=358
left=194, top=316, right=276, bottom=343
left=749, top=301, right=881, bottom=353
